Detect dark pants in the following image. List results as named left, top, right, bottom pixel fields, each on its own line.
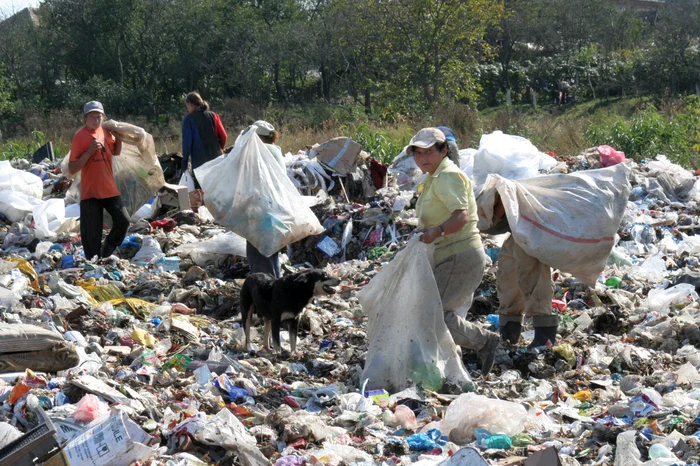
left=246, top=241, right=281, bottom=278
left=80, top=196, right=130, bottom=260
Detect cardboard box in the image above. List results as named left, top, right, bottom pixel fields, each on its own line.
left=312, top=137, right=362, bottom=175
left=154, top=182, right=191, bottom=212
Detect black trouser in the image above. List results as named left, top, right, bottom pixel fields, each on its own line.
left=80, top=196, right=130, bottom=260
left=246, top=241, right=281, bottom=278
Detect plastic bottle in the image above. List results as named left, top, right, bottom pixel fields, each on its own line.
left=605, top=276, right=622, bottom=288
left=648, top=443, right=675, bottom=460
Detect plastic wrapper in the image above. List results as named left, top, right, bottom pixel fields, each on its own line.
left=72, top=394, right=110, bottom=422
left=195, top=128, right=324, bottom=257
left=359, top=236, right=472, bottom=393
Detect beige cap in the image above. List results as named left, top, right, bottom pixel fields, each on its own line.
left=406, top=127, right=446, bottom=154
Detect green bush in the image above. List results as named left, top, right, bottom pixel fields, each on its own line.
left=352, top=124, right=410, bottom=165
left=0, top=130, right=47, bottom=160
left=586, top=98, right=700, bottom=167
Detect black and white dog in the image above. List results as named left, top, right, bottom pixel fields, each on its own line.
left=239, top=269, right=341, bottom=353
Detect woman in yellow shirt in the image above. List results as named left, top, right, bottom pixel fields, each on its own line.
left=410, top=127, right=500, bottom=375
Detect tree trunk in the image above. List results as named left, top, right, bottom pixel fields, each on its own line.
left=587, top=72, right=595, bottom=99
left=274, top=62, right=282, bottom=100
left=117, top=43, right=124, bottom=87
left=364, top=88, right=371, bottom=115
left=530, top=87, right=537, bottom=109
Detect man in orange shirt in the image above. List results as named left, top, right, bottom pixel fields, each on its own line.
left=69, top=101, right=130, bottom=260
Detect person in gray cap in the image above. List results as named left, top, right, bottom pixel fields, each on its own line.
left=68, top=101, right=130, bottom=260
left=408, top=127, right=500, bottom=376
left=241, top=120, right=285, bottom=278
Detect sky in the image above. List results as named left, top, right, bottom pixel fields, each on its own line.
left=0, top=0, right=39, bottom=19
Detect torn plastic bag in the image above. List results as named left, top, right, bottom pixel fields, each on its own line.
left=477, top=164, right=631, bottom=286
left=646, top=283, right=697, bottom=314
left=194, top=408, right=268, bottom=466
left=0, top=160, right=43, bottom=198
left=359, top=236, right=472, bottom=393
left=0, top=190, right=42, bottom=223
left=440, top=393, right=527, bottom=444
left=61, top=120, right=165, bottom=216
left=195, top=127, right=324, bottom=257
left=389, top=149, right=425, bottom=191
left=172, top=231, right=247, bottom=265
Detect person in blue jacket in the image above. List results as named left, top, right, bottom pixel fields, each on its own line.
left=181, top=91, right=228, bottom=189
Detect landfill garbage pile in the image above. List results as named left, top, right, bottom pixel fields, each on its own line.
left=0, top=131, right=698, bottom=466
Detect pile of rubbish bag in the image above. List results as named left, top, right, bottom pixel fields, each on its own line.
left=0, top=127, right=698, bottom=466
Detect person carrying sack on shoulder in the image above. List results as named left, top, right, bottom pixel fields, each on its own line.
left=240, top=120, right=285, bottom=278
left=181, top=91, right=228, bottom=210
left=68, top=101, right=130, bottom=261
left=409, top=127, right=500, bottom=376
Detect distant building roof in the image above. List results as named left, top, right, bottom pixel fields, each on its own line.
left=0, top=7, right=40, bottom=32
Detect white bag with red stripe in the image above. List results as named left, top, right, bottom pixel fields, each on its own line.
left=476, top=164, right=631, bottom=286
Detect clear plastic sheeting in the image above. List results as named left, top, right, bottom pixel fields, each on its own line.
left=195, top=127, right=324, bottom=257
left=359, top=236, right=472, bottom=393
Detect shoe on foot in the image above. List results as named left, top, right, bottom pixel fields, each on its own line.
left=499, top=320, right=522, bottom=345
left=479, top=334, right=500, bottom=376
left=527, top=325, right=558, bottom=349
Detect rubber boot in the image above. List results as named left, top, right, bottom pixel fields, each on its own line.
left=499, top=321, right=522, bottom=345
left=528, top=326, right=558, bottom=349
left=479, top=334, right=500, bottom=376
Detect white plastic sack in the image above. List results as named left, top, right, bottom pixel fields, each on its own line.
left=195, top=127, right=324, bottom=257
left=359, top=236, right=472, bottom=393
left=0, top=160, right=43, bottom=198
left=440, top=393, right=528, bottom=444
left=458, top=148, right=476, bottom=180
left=61, top=120, right=165, bottom=216
left=473, top=131, right=543, bottom=191
left=477, top=164, right=631, bottom=286
left=32, top=198, right=66, bottom=239
left=0, top=190, right=42, bottom=223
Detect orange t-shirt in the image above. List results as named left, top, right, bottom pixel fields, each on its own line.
left=69, top=126, right=120, bottom=200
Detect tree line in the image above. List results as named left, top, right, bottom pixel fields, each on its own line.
left=0, top=0, right=699, bottom=133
